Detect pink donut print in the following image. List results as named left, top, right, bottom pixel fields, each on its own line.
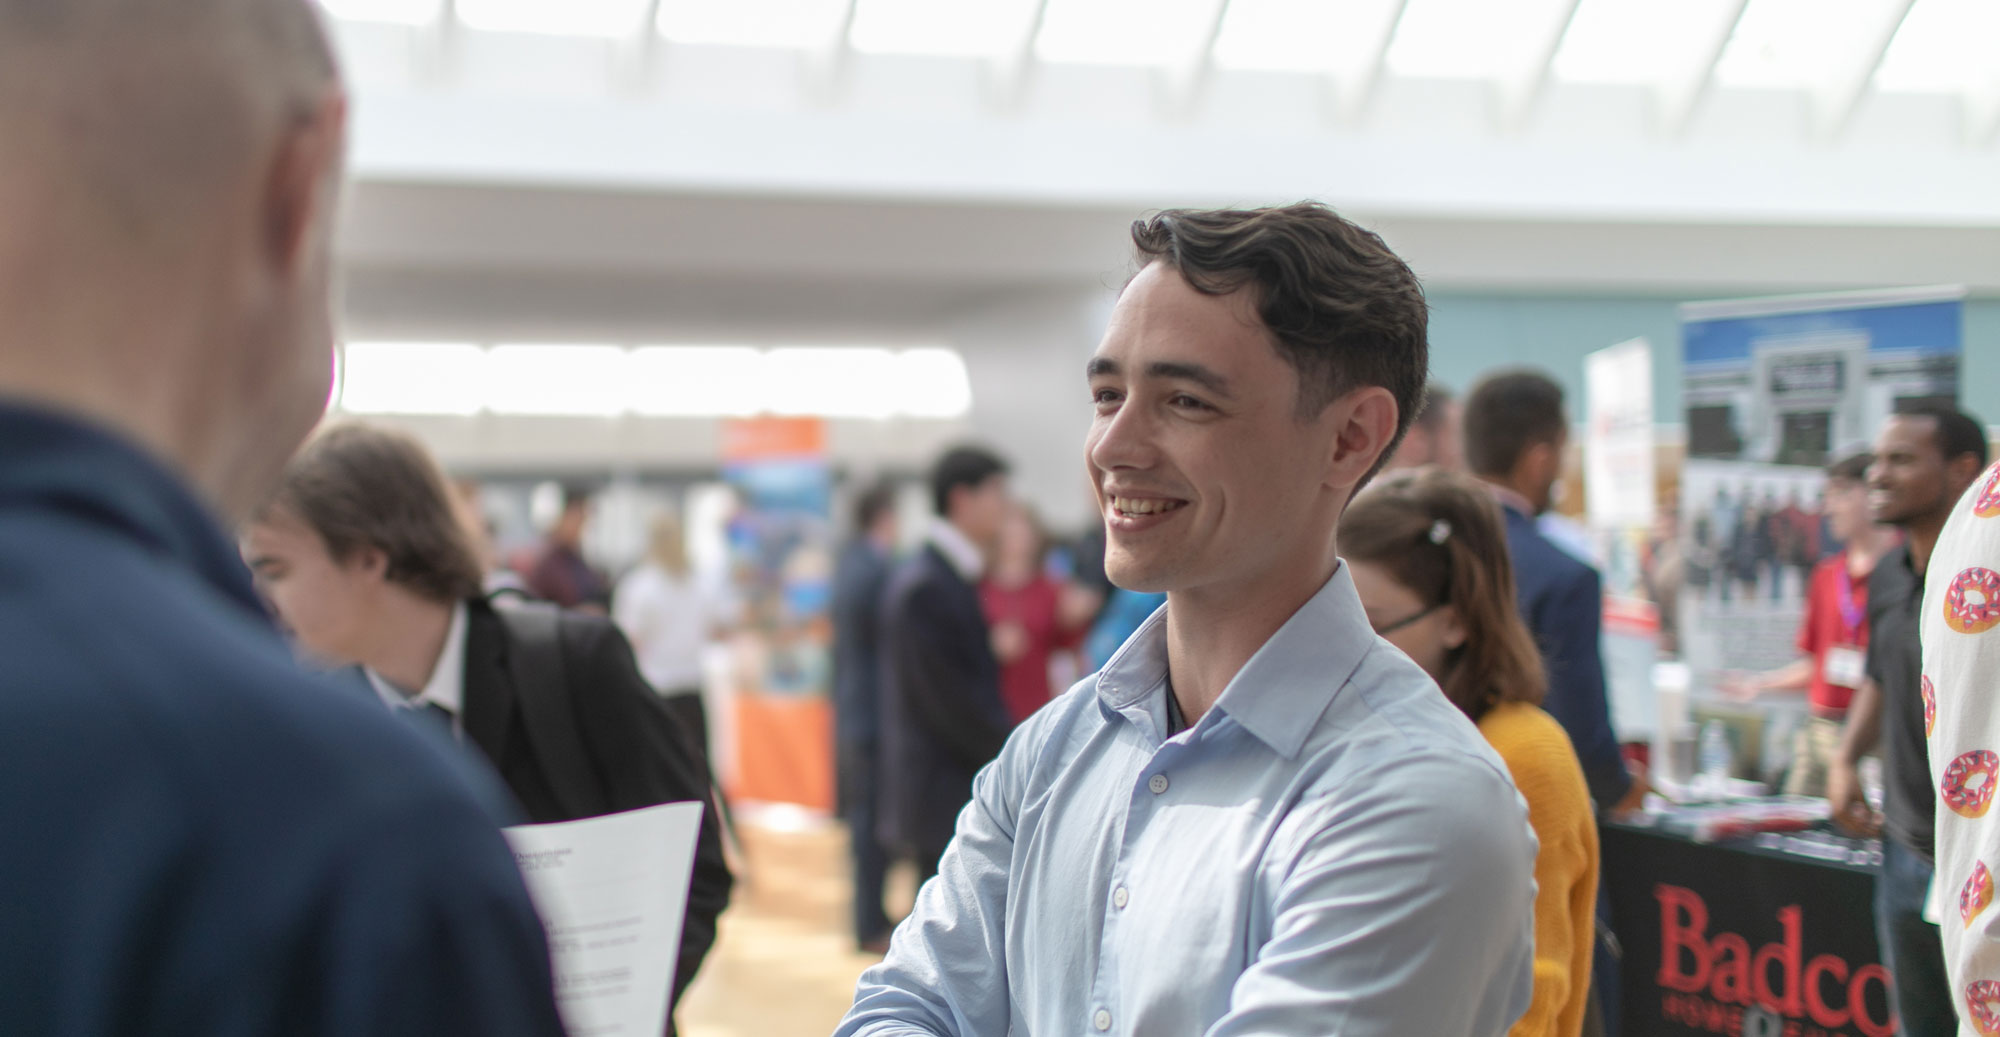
left=1976, top=466, right=2000, bottom=519
left=1970, top=980, right=2000, bottom=1036
left=1965, top=862, right=1994, bottom=927
left=1946, top=568, right=2000, bottom=635
left=1945, top=751, right=2000, bottom=819
left=1926, top=676, right=1939, bottom=737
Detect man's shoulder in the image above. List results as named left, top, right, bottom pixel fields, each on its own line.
left=1506, top=518, right=1592, bottom=579
left=0, top=529, right=513, bottom=847
left=1307, top=645, right=1517, bottom=791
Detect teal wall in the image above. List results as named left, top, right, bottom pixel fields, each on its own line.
left=1426, top=294, right=2000, bottom=426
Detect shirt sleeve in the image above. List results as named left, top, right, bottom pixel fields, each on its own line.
left=1204, top=752, right=1538, bottom=1037
left=1797, top=565, right=1823, bottom=656
left=1925, top=464, right=2000, bottom=1024
left=835, top=728, right=1031, bottom=1037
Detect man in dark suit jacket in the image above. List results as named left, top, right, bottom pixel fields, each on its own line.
left=1466, top=372, right=1637, bottom=813
left=1466, top=370, right=1643, bottom=1037
left=879, top=447, right=1015, bottom=881
left=831, top=482, right=902, bottom=951
left=0, top=3, right=566, bottom=1031
left=244, top=424, right=731, bottom=1023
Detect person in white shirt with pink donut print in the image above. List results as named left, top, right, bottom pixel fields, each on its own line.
left=1925, top=448, right=2000, bottom=1036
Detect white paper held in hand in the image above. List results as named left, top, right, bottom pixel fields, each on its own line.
left=504, top=801, right=706, bottom=1037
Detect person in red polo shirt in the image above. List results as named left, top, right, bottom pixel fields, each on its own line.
left=1725, top=451, right=1897, bottom=795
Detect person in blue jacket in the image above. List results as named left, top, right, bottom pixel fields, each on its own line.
left=0, top=3, right=566, bottom=1034
left=1466, top=370, right=1647, bottom=1037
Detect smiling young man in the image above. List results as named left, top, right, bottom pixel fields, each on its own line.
left=1828, top=403, right=1988, bottom=1037
left=837, top=204, right=1536, bottom=1037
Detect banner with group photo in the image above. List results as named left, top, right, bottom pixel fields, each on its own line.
left=720, top=417, right=836, bottom=811
left=1678, top=287, right=1963, bottom=690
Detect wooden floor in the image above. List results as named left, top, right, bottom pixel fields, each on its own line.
left=678, top=810, right=913, bottom=1037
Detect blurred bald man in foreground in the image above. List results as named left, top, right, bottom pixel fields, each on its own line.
left=0, top=3, right=566, bottom=1034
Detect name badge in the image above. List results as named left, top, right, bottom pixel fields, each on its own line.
left=1824, top=645, right=1866, bottom=690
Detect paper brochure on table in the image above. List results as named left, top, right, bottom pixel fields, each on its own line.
left=504, top=801, right=705, bottom=1037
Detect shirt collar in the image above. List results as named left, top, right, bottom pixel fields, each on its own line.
left=0, top=400, right=269, bottom=623
left=1486, top=482, right=1536, bottom=518
left=1093, top=563, right=1376, bottom=759
left=927, top=517, right=985, bottom=582
left=366, top=601, right=470, bottom=717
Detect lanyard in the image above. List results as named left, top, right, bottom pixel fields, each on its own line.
left=1836, top=565, right=1866, bottom=638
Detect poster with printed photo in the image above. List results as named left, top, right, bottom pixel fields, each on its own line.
left=1678, top=287, right=1962, bottom=688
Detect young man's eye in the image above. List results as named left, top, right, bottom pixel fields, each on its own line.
left=1171, top=394, right=1211, bottom=411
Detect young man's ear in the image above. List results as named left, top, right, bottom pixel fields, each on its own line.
left=1324, top=385, right=1399, bottom=491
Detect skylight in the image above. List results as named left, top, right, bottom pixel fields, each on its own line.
left=849, top=0, right=1043, bottom=59
left=658, top=0, right=853, bottom=49
left=1874, top=0, right=2000, bottom=93
left=1386, top=0, right=1576, bottom=80
left=1034, top=0, right=1223, bottom=67
left=456, top=0, right=651, bottom=38
left=1552, top=0, right=1741, bottom=85
left=1210, top=0, right=1403, bottom=76
left=1713, top=0, right=1898, bottom=89
left=315, top=0, right=443, bottom=27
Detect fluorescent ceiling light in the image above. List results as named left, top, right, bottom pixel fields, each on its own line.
left=1553, top=0, right=1739, bottom=85
left=627, top=347, right=765, bottom=417
left=1211, top=0, right=1398, bottom=75
left=455, top=0, right=651, bottom=37
left=893, top=349, right=975, bottom=419
left=658, top=0, right=852, bottom=48
left=1713, top=0, right=1892, bottom=89
left=1035, top=0, right=1222, bottom=67
left=765, top=348, right=899, bottom=418
left=486, top=345, right=629, bottom=416
left=336, top=343, right=486, bottom=416
left=1875, top=0, right=2000, bottom=93
left=315, top=0, right=442, bottom=26
left=850, top=0, right=1042, bottom=58
left=1387, top=0, right=1576, bottom=80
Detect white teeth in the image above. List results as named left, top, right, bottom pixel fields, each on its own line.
left=1113, top=496, right=1181, bottom=516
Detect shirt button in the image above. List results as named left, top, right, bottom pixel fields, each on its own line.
left=1094, top=1009, right=1113, bottom=1031
left=1148, top=773, right=1169, bottom=795
left=1113, top=886, right=1130, bottom=909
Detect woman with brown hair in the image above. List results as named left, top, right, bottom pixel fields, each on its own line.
left=1345, top=467, right=1600, bottom=1037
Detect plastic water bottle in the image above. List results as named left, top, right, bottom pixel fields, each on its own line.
left=1698, top=720, right=1732, bottom=791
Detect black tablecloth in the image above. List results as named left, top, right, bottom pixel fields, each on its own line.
left=1602, top=821, right=1896, bottom=1037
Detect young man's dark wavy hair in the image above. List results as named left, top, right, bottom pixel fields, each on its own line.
left=1129, top=202, right=1430, bottom=483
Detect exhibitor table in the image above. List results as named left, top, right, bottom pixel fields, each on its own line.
left=1602, top=819, right=1893, bottom=1037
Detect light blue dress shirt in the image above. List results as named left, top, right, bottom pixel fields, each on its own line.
left=836, top=564, right=1537, bottom=1037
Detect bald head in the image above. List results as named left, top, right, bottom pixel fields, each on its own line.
left=0, top=0, right=337, bottom=248
left=0, top=0, right=348, bottom=522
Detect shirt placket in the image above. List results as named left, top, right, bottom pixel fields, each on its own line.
left=1087, top=718, right=1187, bottom=1036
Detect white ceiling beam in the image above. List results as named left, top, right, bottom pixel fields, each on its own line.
left=1967, top=65, right=2000, bottom=147
left=804, top=0, right=864, bottom=105
left=990, top=0, right=1054, bottom=111
left=612, top=0, right=665, bottom=95
left=1327, top=0, right=1411, bottom=125
left=1657, top=0, right=1750, bottom=136
left=1163, top=0, right=1235, bottom=121
left=416, top=0, right=461, bottom=84
left=1496, top=0, right=1584, bottom=132
left=1812, top=0, right=1917, bottom=140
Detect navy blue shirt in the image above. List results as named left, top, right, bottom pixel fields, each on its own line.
left=0, top=402, right=566, bottom=1037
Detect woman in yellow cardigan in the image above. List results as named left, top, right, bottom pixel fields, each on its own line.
left=1346, top=468, right=1601, bottom=1037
